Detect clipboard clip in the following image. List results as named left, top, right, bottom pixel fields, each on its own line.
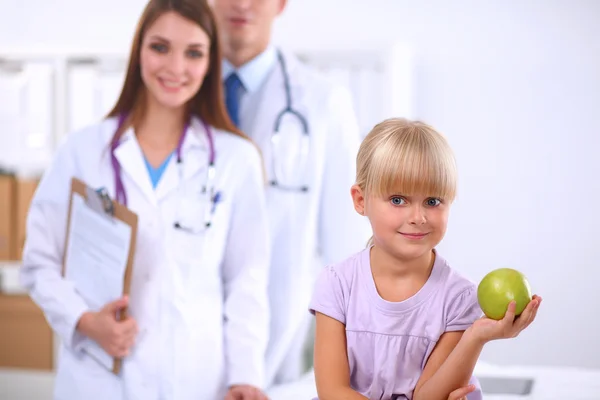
left=85, top=186, right=115, bottom=217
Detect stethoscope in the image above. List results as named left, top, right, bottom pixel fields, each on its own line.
left=110, top=114, right=219, bottom=232
left=269, top=50, right=310, bottom=193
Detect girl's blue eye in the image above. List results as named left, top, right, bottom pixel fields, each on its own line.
left=391, top=197, right=405, bottom=206
left=426, top=198, right=441, bottom=207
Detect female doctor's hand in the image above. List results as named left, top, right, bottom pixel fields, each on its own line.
left=467, top=295, right=542, bottom=344
left=77, top=296, right=138, bottom=357
left=224, top=385, right=269, bottom=400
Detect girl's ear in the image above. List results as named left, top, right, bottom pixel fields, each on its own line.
left=351, top=185, right=366, bottom=216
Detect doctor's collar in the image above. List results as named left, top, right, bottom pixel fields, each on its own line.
left=112, top=116, right=208, bottom=152
left=221, top=45, right=278, bottom=94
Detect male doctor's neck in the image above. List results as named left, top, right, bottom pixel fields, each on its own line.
left=211, top=0, right=287, bottom=68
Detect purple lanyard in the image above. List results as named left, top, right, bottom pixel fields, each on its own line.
left=110, top=114, right=215, bottom=206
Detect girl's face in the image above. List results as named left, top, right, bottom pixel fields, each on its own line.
left=353, top=187, right=450, bottom=262
left=140, top=11, right=211, bottom=110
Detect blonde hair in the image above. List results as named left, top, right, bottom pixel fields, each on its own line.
left=356, top=118, right=457, bottom=246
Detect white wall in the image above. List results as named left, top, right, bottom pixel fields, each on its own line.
left=1, top=0, right=599, bottom=369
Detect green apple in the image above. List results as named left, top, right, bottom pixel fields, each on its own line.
left=477, top=268, right=532, bottom=320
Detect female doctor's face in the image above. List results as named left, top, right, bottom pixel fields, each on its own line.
left=140, top=11, right=211, bottom=110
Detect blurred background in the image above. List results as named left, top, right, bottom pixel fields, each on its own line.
left=1, top=0, right=599, bottom=398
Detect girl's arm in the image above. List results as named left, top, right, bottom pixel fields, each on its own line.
left=413, top=298, right=541, bottom=400
left=412, top=330, right=483, bottom=400
left=313, top=312, right=368, bottom=400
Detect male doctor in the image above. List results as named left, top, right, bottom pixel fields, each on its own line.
left=210, top=0, right=370, bottom=390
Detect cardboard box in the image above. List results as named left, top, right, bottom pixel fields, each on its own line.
left=0, top=293, right=54, bottom=370
left=13, top=178, right=39, bottom=261
left=0, top=175, right=51, bottom=371
left=0, top=174, right=39, bottom=261
left=0, top=175, right=15, bottom=260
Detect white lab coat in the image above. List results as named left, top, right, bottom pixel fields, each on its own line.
left=19, top=117, right=271, bottom=400
left=236, top=49, right=372, bottom=386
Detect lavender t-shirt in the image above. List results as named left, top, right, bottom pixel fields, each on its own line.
left=309, top=247, right=483, bottom=400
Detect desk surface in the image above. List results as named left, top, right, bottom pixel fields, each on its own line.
left=2, top=364, right=600, bottom=400
left=267, top=363, right=600, bottom=400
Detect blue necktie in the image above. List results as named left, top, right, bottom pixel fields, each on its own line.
left=224, top=73, right=243, bottom=127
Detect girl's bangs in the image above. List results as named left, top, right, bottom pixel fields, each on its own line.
left=367, top=143, right=456, bottom=201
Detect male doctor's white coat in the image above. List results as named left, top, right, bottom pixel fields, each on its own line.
left=19, top=117, right=271, bottom=400
left=225, top=48, right=372, bottom=386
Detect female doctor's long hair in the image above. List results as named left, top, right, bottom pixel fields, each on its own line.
left=106, top=0, right=245, bottom=143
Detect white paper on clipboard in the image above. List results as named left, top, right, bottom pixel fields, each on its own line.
left=63, top=192, right=132, bottom=370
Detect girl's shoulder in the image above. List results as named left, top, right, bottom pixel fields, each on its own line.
left=309, top=248, right=369, bottom=324
left=433, top=254, right=478, bottom=300
left=432, top=253, right=483, bottom=331
left=320, top=247, right=369, bottom=288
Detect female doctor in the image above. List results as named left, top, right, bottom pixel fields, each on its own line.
left=19, top=1, right=270, bottom=399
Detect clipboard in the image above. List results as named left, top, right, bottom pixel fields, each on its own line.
left=62, top=177, right=138, bottom=375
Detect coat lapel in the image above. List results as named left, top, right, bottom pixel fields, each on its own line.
left=154, top=117, right=208, bottom=202
left=113, top=128, right=157, bottom=206
left=112, top=118, right=209, bottom=206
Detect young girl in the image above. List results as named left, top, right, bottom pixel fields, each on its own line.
left=20, top=1, right=270, bottom=399
left=309, top=118, right=542, bottom=400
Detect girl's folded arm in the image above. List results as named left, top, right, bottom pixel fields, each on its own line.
left=412, top=330, right=483, bottom=400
